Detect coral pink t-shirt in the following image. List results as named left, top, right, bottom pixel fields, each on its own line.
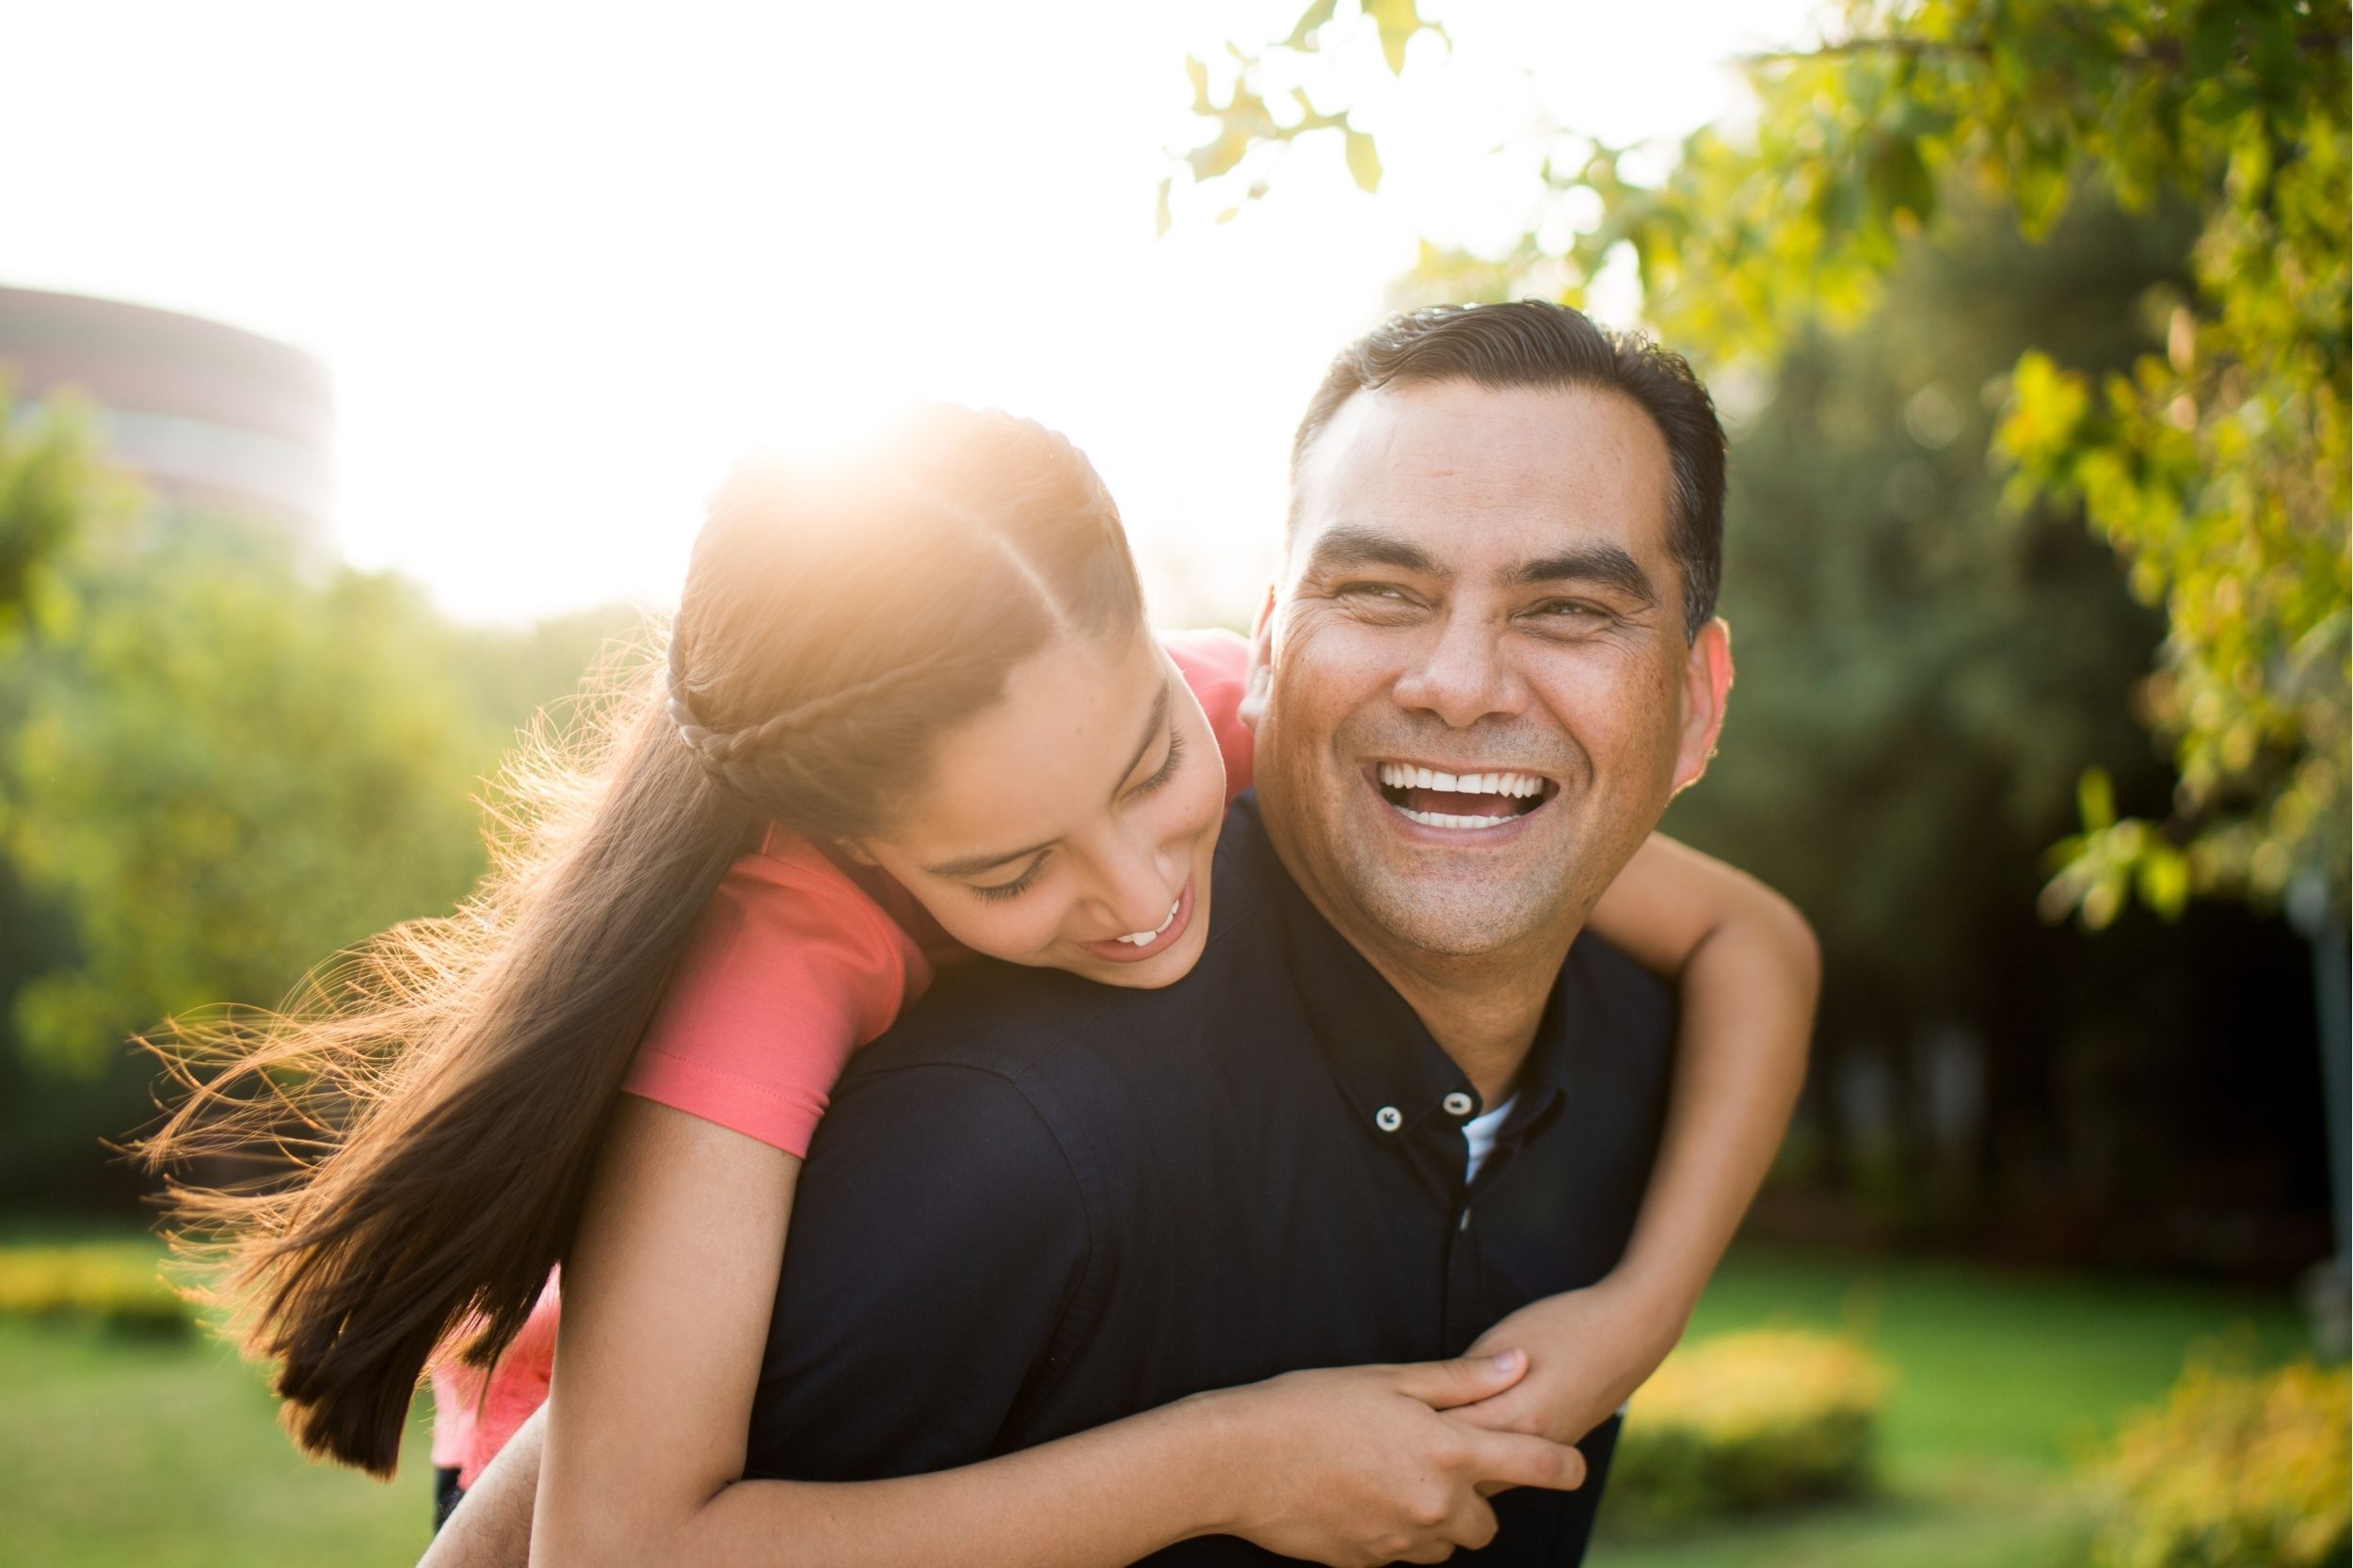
left=619, top=627, right=1254, bottom=1157
left=435, top=1273, right=560, bottom=1486
left=440, top=630, right=1253, bottom=1484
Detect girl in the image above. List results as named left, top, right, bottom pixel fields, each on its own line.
left=150, top=405, right=1816, bottom=1567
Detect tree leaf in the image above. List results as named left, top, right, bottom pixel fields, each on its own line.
left=2079, top=767, right=2118, bottom=833
left=1183, top=54, right=1212, bottom=116
left=2137, top=845, right=2193, bottom=920
left=2188, top=6, right=2239, bottom=79
left=1344, top=126, right=1383, bottom=193
left=1865, top=134, right=1936, bottom=227
left=1284, top=0, right=1339, bottom=52
left=1369, top=0, right=1422, bottom=75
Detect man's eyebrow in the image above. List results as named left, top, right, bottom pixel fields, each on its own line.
left=1508, top=542, right=1659, bottom=608
left=1300, top=524, right=1449, bottom=580
left=920, top=680, right=1174, bottom=881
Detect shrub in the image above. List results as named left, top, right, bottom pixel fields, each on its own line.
left=1608, top=1328, right=1890, bottom=1530
left=0, top=1240, right=194, bottom=1336
left=2091, top=1357, right=2350, bottom=1568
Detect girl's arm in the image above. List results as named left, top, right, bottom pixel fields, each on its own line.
left=1460, top=832, right=1818, bottom=1442
left=427, top=1096, right=1586, bottom=1568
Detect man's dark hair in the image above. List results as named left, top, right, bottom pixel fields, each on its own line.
left=1289, top=300, right=1726, bottom=640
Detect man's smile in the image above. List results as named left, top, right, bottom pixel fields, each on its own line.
left=1369, top=760, right=1560, bottom=836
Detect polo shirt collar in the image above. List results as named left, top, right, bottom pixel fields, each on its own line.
left=1229, top=793, right=1577, bottom=1147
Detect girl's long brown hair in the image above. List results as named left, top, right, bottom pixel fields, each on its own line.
left=139, top=406, right=1144, bottom=1476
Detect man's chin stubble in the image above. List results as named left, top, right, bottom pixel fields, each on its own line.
left=1339, top=863, right=1569, bottom=964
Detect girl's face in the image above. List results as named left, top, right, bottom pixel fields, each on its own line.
left=856, top=626, right=1225, bottom=988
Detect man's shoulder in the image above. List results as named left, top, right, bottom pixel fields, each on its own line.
left=840, top=800, right=1286, bottom=1096
left=1557, top=931, right=1679, bottom=1108
left=846, top=956, right=1142, bottom=1086
left=809, top=942, right=1250, bottom=1198
left=1563, top=930, right=1676, bottom=1033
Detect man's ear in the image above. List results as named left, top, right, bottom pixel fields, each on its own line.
left=1671, top=617, right=1735, bottom=795
left=1240, top=583, right=1278, bottom=732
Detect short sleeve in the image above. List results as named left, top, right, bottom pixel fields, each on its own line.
left=1161, top=628, right=1255, bottom=803
left=458, top=1274, right=561, bottom=1488
left=744, top=1064, right=1093, bottom=1480
left=620, top=834, right=935, bottom=1158
left=427, top=1361, right=481, bottom=1469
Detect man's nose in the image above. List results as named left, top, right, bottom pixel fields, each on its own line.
left=1392, top=609, right=1522, bottom=728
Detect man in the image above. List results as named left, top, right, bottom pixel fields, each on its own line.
left=728, top=300, right=1737, bottom=1561
left=436, top=298, right=1739, bottom=1565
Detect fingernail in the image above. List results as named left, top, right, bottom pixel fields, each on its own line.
left=1491, top=1349, right=1524, bottom=1372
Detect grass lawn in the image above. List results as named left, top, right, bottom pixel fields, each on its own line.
left=0, top=1312, right=433, bottom=1568
left=0, top=1237, right=2312, bottom=1568
left=1593, top=1247, right=2309, bottom=1566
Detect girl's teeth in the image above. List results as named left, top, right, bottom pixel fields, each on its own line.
left=1114, top=898, right=1181, bottom=946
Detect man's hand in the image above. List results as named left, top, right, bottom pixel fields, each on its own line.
left=1451, top=1283, right=1686, bottom=1448
left=1195, top=1351, right=1587, bottom=1567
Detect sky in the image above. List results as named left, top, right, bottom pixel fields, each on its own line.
left=7, top=0, right=1820, bottom=627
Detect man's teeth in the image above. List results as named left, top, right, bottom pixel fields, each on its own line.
left=1395, top=806, right=1515, bottom=830
left=1376, top=763, right=1547, bottom=798
left=1113, top=899, right=1180, bottom=946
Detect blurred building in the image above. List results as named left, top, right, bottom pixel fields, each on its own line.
left=0, top=284, right=333, bottom=540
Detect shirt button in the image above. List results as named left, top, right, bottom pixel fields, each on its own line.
left=1374, top=1106, right=1404, bottom=1132
left=1443, top=1092, right=1476, bottom=1117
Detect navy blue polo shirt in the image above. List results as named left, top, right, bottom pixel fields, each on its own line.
left=746, top=792, right=1676, bottom=1564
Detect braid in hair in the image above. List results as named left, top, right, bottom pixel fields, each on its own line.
left=663, top=405, right=1141, bottom=812
left=666, top=624, right=950, bottom=798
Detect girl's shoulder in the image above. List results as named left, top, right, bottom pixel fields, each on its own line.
left=1160, top=626, right=1250, bottom=696
left=620, top=828, right=941, bottom=1157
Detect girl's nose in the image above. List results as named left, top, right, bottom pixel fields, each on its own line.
left=1087, top=833, right=1180, bottom=938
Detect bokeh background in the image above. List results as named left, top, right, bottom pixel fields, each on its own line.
left=2, top=2, right=2346, bottom=1565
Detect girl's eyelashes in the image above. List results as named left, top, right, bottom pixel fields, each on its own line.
left=971, top=855, right=1048, bottom=903
left=967, top=721, right=1184, bottom=904
left=1128, top=726, right=1186, bottom=799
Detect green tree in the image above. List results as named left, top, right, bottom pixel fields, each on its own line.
left=0, top=386, right=140, bottom=1204
left=4, top=509, right=634, bottom=1080
left=0, top=396, right=633, bottom=1207
left=1180, top=0, right=2351, bottom=924
left=0, top=383, right=124, bottom=643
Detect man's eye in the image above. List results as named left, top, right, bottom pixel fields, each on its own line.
left=1337, top=582, right=1414, bottom=604
left=1532, top=600, right=1609, bottom=623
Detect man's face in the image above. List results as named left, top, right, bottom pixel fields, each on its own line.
left=1252, top=378, right=1732, bottom=965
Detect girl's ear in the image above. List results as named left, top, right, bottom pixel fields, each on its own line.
left=1241, top=584, right=1278, bottom=732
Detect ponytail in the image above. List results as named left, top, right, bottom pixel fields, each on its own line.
left=141, top=404, right=1144, bottom=1475
left=146, top=670, right=752, bottom=1473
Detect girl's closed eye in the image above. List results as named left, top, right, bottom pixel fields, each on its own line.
left=972, top=855, right=1049, bottom=904
left=966, top=720, right=1186, bottom=904
left=1129, top=726, right=1186, bottom=799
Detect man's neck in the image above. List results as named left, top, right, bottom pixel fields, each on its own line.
left=1252, top=793, right=1592, bottom=1104
left=1349, top=936, right=1574, bottom=1106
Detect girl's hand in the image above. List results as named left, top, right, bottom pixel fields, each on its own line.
left=1194, top=1350, right=1588, bottom=1566
left=1452, top=1282, right=1677, bottom=1448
